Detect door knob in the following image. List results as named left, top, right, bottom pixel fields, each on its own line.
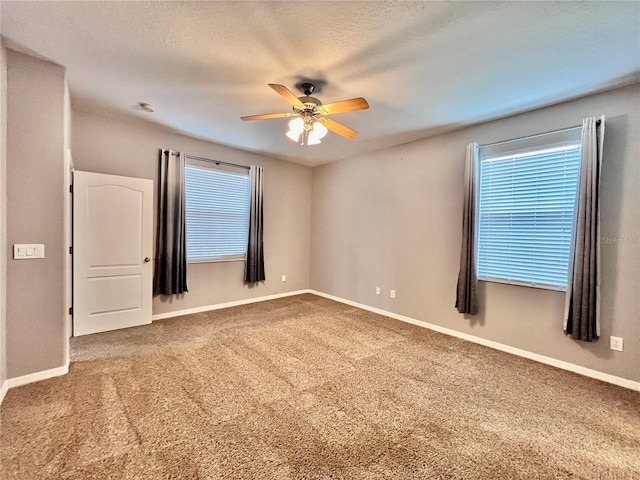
left=144, top=257, right=151, bottom=263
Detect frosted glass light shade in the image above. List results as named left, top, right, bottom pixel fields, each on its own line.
left=307, top=120, right=328, bottom=145
left=312, top=121, right=328, bottom=139
left=306, top=133, right=321, bottom=145
left=286, top=129, right=301, bottom=142
left=286, top=117, right=305, bottom=142
left=288, top=117, right=304, bottom=133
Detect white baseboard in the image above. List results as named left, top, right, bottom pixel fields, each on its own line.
left=5, top=364, right=69, bottom=390
left=309, top=290, right=640, bottom=392
left=0, top=379, right=8, bottom=405
left=152, top=289, right=313, bottom=321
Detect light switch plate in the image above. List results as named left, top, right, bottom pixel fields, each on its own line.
left=13, top=244, right=45, bottom=259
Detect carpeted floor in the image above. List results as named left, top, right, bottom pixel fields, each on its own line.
left=1, top=294, right=639, bottom=479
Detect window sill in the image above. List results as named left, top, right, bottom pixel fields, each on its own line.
left=478, top=277, right=566, bottom=292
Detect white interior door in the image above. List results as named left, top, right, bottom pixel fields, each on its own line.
left=73, top=170, right=153, bottom=336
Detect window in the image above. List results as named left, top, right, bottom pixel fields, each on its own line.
left=184, top=159, right=250, bottom=262
left=477, top=129, right=582, bottom=290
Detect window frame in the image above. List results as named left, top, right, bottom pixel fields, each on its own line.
left=184, top=158, right=250, bottom=264
left=475, top=127, right=583, bottom=291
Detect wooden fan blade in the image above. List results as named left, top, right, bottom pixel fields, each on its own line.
left=240, top=112, right=294, bottom=121
left=268, top=84, right=305, bottom=107
left=317, top=97, right=369, bottom=115
left=319, top=117, right=358, bottom=140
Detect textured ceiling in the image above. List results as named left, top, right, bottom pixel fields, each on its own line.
left=2, top=1, right=639, bottom=167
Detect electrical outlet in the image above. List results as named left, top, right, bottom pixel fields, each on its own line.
left=375, top=287, right=381, bottom=295
left=610, top=336, right=624, bottom=352
left=281, top=275, right=287, bottom=283
left=390, top=289, right=396, bottom=299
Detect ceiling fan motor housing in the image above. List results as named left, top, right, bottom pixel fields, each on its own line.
left=294, top=96, right=322, bottom=115
left=296, top=83, right=322, bottom=112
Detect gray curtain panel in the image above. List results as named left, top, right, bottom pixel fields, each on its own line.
left=245, top=165, right=265, bottom=283
left=153, top=149, right=188, bottom=295
left=456, top=143, right=480, bottom=314
left=564, top=117, right=605, bottom=341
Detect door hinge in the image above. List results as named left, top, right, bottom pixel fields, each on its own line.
left=69, top=246, right=73, bottom=254
left=68, top=307, right=73, bottom=315
left=69, top=184, right=73, bottom=193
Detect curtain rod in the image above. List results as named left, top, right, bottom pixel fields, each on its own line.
left=480, top=119, right=600, bottom=148
left=168, top=151, right=250, bottom=170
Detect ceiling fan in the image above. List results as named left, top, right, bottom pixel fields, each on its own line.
left=241, top=83, right=369, bottom=145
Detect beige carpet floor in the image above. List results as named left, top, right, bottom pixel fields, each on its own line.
left=1, top=294, right=639, bottom=479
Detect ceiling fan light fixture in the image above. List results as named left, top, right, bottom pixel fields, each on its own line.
left=288, top=117, right=304, bottom=132
left=286, top=128, right=302, bottom=143
left=286, top=117, right=304, bottom=142
left=306, top=121, right=328, bottom=145
left=306, top=133, right=321, bottom=145
left=312, top=120, right=328, bottom=139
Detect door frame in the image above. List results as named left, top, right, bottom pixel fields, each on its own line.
left=64, top=152, right=73, bottom=354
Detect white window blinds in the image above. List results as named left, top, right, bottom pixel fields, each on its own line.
left=184, top=161, right=250, bottom=262
left=477, top=132, right=582, bottom=289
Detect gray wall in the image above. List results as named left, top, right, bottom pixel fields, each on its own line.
left=6, top=50, right=66, bottom=378
left=1, top=42, right=8, bottom=391
left=72, top=110, right=312, bottom=316
left=311, top=84, right=640, bottom=382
